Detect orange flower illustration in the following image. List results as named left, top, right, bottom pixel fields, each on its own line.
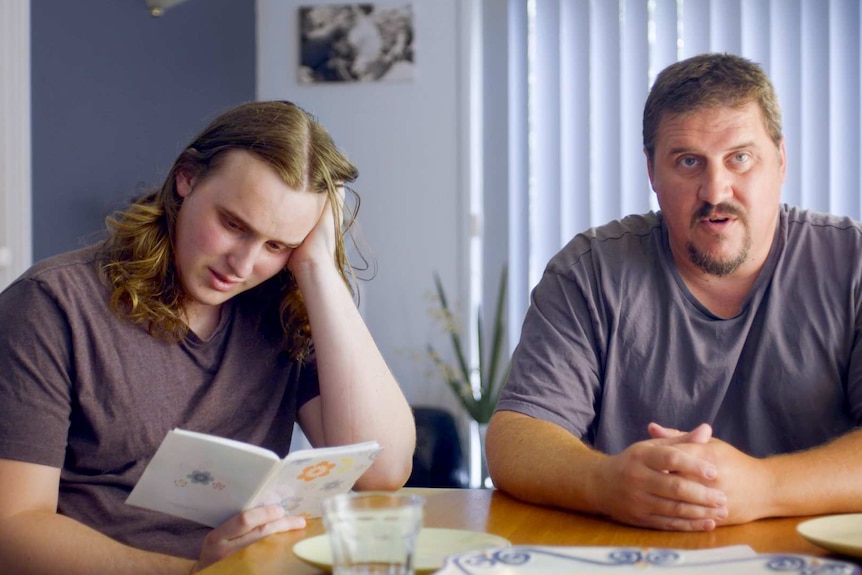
left=297, top=460, right=336, bottom=482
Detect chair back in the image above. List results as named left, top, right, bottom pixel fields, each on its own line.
left=406, top=407, right=465, bottom=488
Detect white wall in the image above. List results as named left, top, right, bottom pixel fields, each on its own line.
left=256, top=0, right=471, bottom=413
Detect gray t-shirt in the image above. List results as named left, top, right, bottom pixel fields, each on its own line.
left=0, top=244, right=319, bottom=558
left=498, top=205, right=862, bottom=457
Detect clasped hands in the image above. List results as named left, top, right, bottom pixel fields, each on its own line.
left=593, top=422, right=769, bottom=532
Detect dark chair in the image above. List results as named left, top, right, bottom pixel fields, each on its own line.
left=405, top=406, right=466, bottom=488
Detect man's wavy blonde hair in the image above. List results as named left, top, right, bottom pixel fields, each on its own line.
left=98, top=101, right=360, bottom=361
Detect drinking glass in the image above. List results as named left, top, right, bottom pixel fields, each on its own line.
left=322, top=492, right=425, bottom=575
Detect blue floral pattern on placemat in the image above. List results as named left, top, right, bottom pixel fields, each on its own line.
left=439, top=546, right=860, bottom=574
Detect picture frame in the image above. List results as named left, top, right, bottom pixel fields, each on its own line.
left=298, top=3, right=415, bottom=84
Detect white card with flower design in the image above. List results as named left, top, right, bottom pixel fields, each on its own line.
left=126, top=428, right=382, bottom=527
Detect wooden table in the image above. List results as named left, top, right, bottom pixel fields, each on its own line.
left=199, top=488, right=856, bottom=574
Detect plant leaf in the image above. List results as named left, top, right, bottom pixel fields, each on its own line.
left=433, top=272, right=472, bottom=386
left=428, top=344, right=480, bottom=420
left=485, top=265, right=508, bottom=402
left=429, top=267, right=510, bottom=425
left=476, top=303, right=484, bottom=400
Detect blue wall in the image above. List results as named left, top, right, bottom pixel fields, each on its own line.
left=31, top=0, right=256, bottom=260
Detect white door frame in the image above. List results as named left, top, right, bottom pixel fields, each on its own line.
left=0, top=0, right=32, bottom=289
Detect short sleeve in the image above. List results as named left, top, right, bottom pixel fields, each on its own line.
left=295, top=352, right=320, bottom=410
left=0, top=278, right=74, bottom=466
left=495, top=270, right=603, bottom=441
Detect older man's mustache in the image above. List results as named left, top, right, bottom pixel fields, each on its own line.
left=692, top=203, right=744, bottom=223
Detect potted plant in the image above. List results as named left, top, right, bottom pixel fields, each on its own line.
left=426, top=266, right=509, bottom=487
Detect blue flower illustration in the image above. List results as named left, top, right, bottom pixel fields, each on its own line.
left=187, top=470, right=214, bottom=485
left=279, top=497, right=303, bottom=512
left=322, top=480, right=345, bottom=492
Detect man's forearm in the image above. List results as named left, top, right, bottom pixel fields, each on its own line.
left=0, top=511, right=194, bottom=575
left=762, top=427, right=862, bottom=518
left=485, top=410, right=606, bottom=513
left=296, top=262, right=415, bottom=489
left=486, top=411, right=729, bottom=531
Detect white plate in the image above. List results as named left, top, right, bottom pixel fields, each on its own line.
left=797, top=513, right=862, bottom=558
left=293, top=528, right=510, bottom=575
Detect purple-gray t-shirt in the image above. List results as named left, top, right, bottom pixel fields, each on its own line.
left=0, top=244, right=319, bottom=558
left=498, top=205, right=862, bottom=457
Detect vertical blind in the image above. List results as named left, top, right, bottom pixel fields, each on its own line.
left=504, top=0, right=862, bottom=333
left=0, top=0, right=32, bottom=291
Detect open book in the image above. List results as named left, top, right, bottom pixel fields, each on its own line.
left=126, top=429, right=382, bottom=527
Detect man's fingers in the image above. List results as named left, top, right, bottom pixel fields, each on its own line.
left=199, top=505, right=307, bottom=570
left=226, top=513, right=306, bottom=547
left=648, top=516, right=719, bottom=532
left=610, top=477, right=727, bottom=531
left=648, top=468, right=727, bottom=508
left=622, top=477, right=728, bottom=530
left=224, top=504, right=284, bottom=534
left=647, top=422, right=681, bottom=439
left=333, top=186, right=346, bottom=225
left=686, top=423, right=713, bottom=444
left=211, top=504, right=305, bottom=542
left=642, top=442, right=718, bottom=482
left=646, top=488, right=728, bottom=530
left=648, top=422, right=713, bottom=444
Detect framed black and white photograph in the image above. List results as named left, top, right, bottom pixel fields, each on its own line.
left=298, top=3, right=415, bottom=84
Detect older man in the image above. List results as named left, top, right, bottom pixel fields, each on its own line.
left=487, top=53, right=862, bottom=532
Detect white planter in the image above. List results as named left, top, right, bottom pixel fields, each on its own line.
left=467, top=420, right=492, bottom=489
